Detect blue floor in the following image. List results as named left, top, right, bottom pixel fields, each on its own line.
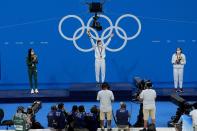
left=0, top=101, right=178, bottom=130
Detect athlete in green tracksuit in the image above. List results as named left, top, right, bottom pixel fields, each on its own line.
left=26, top=48, right=38, bottom=94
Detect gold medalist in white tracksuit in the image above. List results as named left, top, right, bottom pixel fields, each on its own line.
left=89, top=37, right=112, bottom=83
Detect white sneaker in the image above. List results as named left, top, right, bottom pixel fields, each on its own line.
left=35, top=89, right=39, bottom=94
left=31, top=89, right=34, bottom=94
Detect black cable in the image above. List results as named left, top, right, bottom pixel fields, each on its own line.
left=112, top=110, right=117, bottom=126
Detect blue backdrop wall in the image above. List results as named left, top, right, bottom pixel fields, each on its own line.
left=0, top=0, right=196, bottom=88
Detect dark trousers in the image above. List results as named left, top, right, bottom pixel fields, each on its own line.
left=28, top=68, right=37, bottom=89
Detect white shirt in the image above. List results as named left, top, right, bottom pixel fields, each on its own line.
left=94, top=45, right=106, bottom=59
left=190, top=109, right=197, bottom=126
left=97, top=89, right=114, bottom=112
left=171, top=53, right=186, bottom=69
left=89, top=36, right=112, bottom=60
left=140, top=89, right=156, bottom=109
left=178, top=115, right=193, bottom=131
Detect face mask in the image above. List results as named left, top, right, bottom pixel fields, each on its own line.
left=98, top=43, right=102, bottom=47
left=176, top=51, right=181, bottom=54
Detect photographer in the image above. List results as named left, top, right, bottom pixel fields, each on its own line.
left=47, top=105, right=57, bottom=129
left=67, top=105, right=78, bottom=131
left=73, top=105, right=88, bottom=131
left=116, top=102, right=130, bottom=131
left=86, top=105, right=100, bottom=131
left=139, top=81, right=157, bottom=131
left=97, top=82, right=114, bottom=131
left=13, top=106, right=31, bottom=131
left=55, top=103, right=67, bottom=131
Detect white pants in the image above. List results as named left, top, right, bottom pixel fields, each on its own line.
left=95, top=59, right=105, bottom=83
left=173, top=67, right=184, bottom=88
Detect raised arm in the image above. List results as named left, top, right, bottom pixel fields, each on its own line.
left=103, top=33, right=114, bottom=47
left=87, top=30, right=96, bottom=48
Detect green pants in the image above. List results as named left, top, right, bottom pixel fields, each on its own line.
left=28, top=68, right=37, bottom=89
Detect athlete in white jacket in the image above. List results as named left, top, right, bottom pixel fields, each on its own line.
left=171, top=48, right=186, bottom=92
left=87, top=30, right=113, bottom=85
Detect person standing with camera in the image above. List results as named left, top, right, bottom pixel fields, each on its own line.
left=139, top=81, right=157, bottom=131
left=13, top=106, right=32, bottom=131
left=97, top=82, right=114, bottom=131
left=171, top=47, right=186, bottom=92
left=177, top=109, right=193, bottom=131
left=190, top=103, right=197, bottom=131
left=26, top=48, right=39, bottom=94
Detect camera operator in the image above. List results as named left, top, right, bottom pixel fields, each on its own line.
left=139, top=80, right=157, bottom=131
left=190, top=103, right=197, bottom=131
left=133, top=79, right=146, bottom=127
left=13, top=106, right=32, bottom=131
left=97, top=82, right=114, bottom=131
left=177, top=109, right=193, bottom=131
left=26, top=107, right=35, bottom=124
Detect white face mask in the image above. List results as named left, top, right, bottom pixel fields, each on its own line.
left=176, top=50, right=181, bottom=54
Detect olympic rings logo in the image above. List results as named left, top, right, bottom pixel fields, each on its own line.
left=58, top=14, right=141, bottom=52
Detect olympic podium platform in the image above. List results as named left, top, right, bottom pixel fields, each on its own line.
left=0, top=83, right=197, bottom=103
left=0, top=128, right=176, bottom=131
left=97, top=128, right=176, bottom=131
left=0, top=83, right=132, bottom=103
